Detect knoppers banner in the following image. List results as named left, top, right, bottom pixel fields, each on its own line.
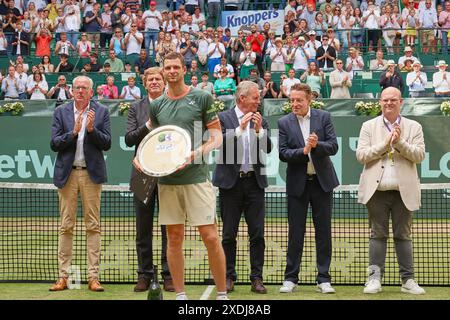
left=221, top=10, right=285, bottom=36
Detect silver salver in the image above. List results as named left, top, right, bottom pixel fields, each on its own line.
left=136, top=125, right=192, bottom=177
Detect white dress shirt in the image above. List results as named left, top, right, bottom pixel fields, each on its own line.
left=378, top=117, right=400, bottom=191
left=432, top=71, right=450, bottom=93
left=73, top=103, right=90, bottom=168
left=297, top=108, right=316, bottom=175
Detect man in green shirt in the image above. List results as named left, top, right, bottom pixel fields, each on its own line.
left=104, top=49, right=124, bottom=72
left=136, top=52, right=228, bottom=300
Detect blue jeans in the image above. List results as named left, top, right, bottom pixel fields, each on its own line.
left=144, top=30, right=159, bottom=57
left=67, top=31, right=79, bottom=48
left=442, top=31, right=448, bottom=54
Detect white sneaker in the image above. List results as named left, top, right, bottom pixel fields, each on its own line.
left=401, top=279, right=426, bottom=295
left=363, top=279, right=382, bottom=294
left=317, top=282, right=336, bottom=294
left=279, top=280, right=297, bottom=293
left=175, top=293, right=189, bottom=300
left=216, top=295, right=230, bottom=300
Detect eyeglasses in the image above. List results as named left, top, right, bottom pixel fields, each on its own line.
left=73, top=86, right=89, bottom=91
left=115, top=31, right=121, bottom=33
left=131, top=25, right=137, bottom=27
left=336, top=62, right=343, bottom=64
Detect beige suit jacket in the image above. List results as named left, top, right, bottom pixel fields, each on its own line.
left=356, top=116, right=425, bottom=211
left=329, top=70, right=352, bottom=98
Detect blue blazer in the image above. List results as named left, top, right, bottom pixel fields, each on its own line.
left=278, top=109, right=339, bottom=197
left=50, top=100, right=111, bottom=188
left=212, top=108, right=272, bottom=190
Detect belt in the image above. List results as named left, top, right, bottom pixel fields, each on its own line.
left=239, top=171, right=254, bottom=178
left=72, top=166, right=87, bottom=170
left=306, top=174, right=316, bottom=181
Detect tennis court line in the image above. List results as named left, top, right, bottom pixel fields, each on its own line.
left=200, top=285, right=215, bottom=300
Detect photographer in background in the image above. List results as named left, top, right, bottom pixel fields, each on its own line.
left=47, top=75, right=73, bottom=107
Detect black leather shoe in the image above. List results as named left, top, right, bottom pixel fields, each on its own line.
left=226, top=278, right=234, bottom=293
left=251, top=278, right=267, bottom=294
left=134, top=277, right=150, bottom=292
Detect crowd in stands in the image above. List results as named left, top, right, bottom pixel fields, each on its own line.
left=1, top=0, right=450, bottom=102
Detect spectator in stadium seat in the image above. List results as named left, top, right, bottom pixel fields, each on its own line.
left=76, top=33, right=93, bottom=58
left=40, top=55, right=55, bottom=73
left=104, top=49, right=125, bottom=73
left=246, top=24, right=265, bottom=78
left=110, top=28, right=126, bottom=57
left=329, top=59, right=352, bottom=98
left=1, top=65, right=23, bottom=100
left=84, top=3, right=102, bottom=53
left=305, top=30, right=322, bottom=63
left=212, top=79, right=272, bottom=295
left=14, top=63, right=28, bottom=100
left=406, top=61, right=427, bottom=97
left=190, top=74, right=199, bottom=89
left=12, top=20, right=30, bottom=56
left=362, top=0, right=381, bottom=52
left=419, top=0, right=438, bottom=54
left=292, top=36, right=310, bottom=72
left=281, top=68, right=301, bottom=98
left=55, top=54, right=75, bottom=73
left=278, top=83, right=339, bottom=295
left=239, top=42, right=257, bottom=81
left=54, top=32, right=76, bottom=56
left=180, top=32, right=198, bottom=70
left=121, top=6, right=136, bottom=34
left=213, top=56, right=234, bottom=79
left=49, top=75, right=111, bottom=293
left=248, top=68, right=266, bottom=93
left=262, top=71, right=280, bottom=99
left=369, top=50, right=388, bottom=71
left=197, top=71, right=215, bottom=97
left=270, top=38, right=288, bottom=72
left=134, top=49, right=153, bottom=75
left=0, top=29, right=8, bottom=56
left=397, top=46, right=420, bottom=70
left=316, top=34, right=337, bottom=70
left=379, top=60, right=404, bottom=93
left=356, top=86, right=426, bottom=296
left=99, top=3, right=113, bottom=51
left=208, top=33, right=226, bottom=74
left=214, top=67, right=236, bottom=102
left=35, top=28, right=53, bottom=57
left=432, top=60, right=450, bottom=97
left=102, top=75, right=119, bottom=99
left=142, top=1, right=162, bottom=57
left=47, top=75, right=73, bottom=107
left=63, top=0, right=81, bottom=47
left=300, top=61, right=325, bottom=98
left=380, top=4, right=401, bottom=54
left=400, top=58, right=415, bottom=72
left=439, top=1, right=450, bottom=54
left=162, top=11, right=179, bottom=33
left=350, top=7, right=364, bottom=50
left=345, top=47, right=365, bottom=78
left=192, top=6, right=206, bottom=31
left=124, top=22, right=144, bottom=62
left=86, top=52, right=101, bottom=72
left=27, top=71, right=48, bottom=100
left=119, top=76, right=141, bottom=100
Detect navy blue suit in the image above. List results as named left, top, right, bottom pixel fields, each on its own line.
left=213, top=107, right=272, bottom=282
left=278, top=108, right=339, bottom=284
left=50, top=100, right=111, bottom=188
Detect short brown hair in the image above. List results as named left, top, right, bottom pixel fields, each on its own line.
left=290, top=83, right=312, bottom=97
left=163, top=52, right=185, bottom=67
left=144, top=67, right=164, bottom=83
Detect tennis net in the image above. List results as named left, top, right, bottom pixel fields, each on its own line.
left=0, top=182, right=449, bottom=285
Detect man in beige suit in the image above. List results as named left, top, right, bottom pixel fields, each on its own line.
left=356, top=87, right=426, bottom=295
left=329, top=59, right=352, bottom=98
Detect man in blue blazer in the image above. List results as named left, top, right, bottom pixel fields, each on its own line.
left=213, top=81, right=272, bottom=294
left=50, top=76, right=111, bottom=292
left=278, top=83, right=339, bottom=294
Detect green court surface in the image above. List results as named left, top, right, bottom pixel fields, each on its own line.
left=0, top=284, right=448, bottom=300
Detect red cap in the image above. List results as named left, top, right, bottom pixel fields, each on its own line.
left=150, top=1, right=157, bottom=5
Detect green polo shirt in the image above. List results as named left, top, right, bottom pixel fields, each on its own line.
left=149, top=87, right=218, bottom=185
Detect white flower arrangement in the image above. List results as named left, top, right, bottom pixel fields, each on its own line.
left=440, top=101, right=450, bottom=116
left=210, top=100, right=226, bottom=113
left=354, top=101, right=381, bottom=116
left=118, top=102, right=131, bottom=115
left=0, top=102, right=24, bottom=115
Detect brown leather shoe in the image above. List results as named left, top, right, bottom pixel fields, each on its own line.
left=163, top=278, right=175, bottom=292
left=49, top=277, right=68, bottom=291
left=251, top=278, right=267, bottom=294
left=88, top=279, right=104, bottom=292
left=226, top=278, right=234, bottom=293
left=134, top=277, right=150, bottom=292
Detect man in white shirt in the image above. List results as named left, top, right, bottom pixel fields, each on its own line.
left=180, top=15, right=200, bottom=39
left=432, top=60, right=450, bottom=97
left=397, top=46, right=420, bottom=70
left=119, top=76, right=141, bottom=100
left=63, top=0, right=81, bottom=47
left=406, top=62, right=427, bottom=97
left=362, top=0, right=381, bottom=52
left=304, top=30, right=321, bottom=62
left=281, top=68, right=301, bottom=97
left=329, top=59, right=352, bottom=98
left=124, top=23, right=143, bottom=60
left=142, top=1, right=162, bottom=57
left=369, top=50, right=388, bottom=71
left=345, top=47, right=365, bottom=78
left=418, top=0, right=438, bottom=54
left=292, top=37, right=309, bottom=72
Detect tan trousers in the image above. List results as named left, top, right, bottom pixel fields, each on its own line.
left=57, top=169, right=102, bottom=280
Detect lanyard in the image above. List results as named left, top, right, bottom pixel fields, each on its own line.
left=383, top=116, right=401, bottom=165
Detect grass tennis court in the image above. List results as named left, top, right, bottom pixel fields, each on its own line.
left=0, top=283, right=449, bottom=300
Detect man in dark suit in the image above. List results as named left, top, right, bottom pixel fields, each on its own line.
left=11, top=20, right=30, bottom=56
left=278, top=83, right=339, bottom=294
left=212, top=81, right=272, bottom=294
left=49, top=75, right=111, bottom=292
left=125, top=67, right=173, bottom=292
left=316, top=34, right=337, bottom=70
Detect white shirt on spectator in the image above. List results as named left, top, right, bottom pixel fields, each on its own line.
left=363, top=6, right=381, bottom=29
left=282, top=77, right=301, bottom=96
left=208, top=42, right=225, bottom=59
left=433, top=71, right=450, bottom=93
left=64, top=5, right=81, bottom=31
left=120, top=85, right=141, bottom=100
left=292, top=48, right=309, bottom=70
left=142, top=9, right=162, bottom=30
left=27, top=80, right=48, bottom=100
left=406, top=71, right=427, bottom=92
left=125, top=31, right=143, bottom=55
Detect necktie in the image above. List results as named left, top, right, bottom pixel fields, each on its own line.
left=240, top=115, right=250, bottom=173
